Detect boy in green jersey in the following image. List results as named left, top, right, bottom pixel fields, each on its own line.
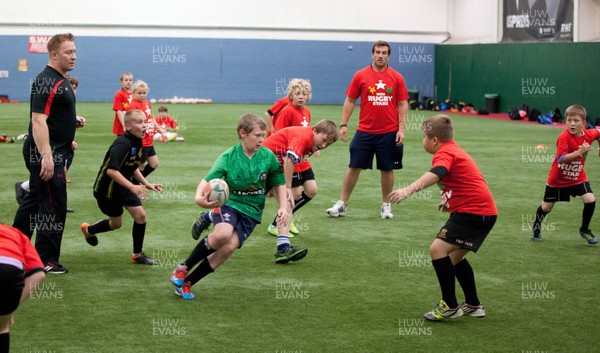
left=169, top=114, right=290, bottom=300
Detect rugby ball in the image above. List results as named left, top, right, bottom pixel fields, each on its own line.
left=204, top=178, right=229, bottom=207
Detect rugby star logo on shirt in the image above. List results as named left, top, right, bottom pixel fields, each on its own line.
left=367, top=80, right=393, bottom=106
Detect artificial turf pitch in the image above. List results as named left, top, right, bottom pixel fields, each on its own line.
left=0, top=103, right=598, bottom=353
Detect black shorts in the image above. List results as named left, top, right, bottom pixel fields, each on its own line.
left=140, top=146, right=157, bottom=163
left=349, top=131, right=403, bottom=171
left=94, top=192, right=142, bottom=218
left=436, top=213, right=497, bottom=252
left=292, top=168, right=315, bottom=188
left=0, top=264, right=25, bottom=315
left=543, top=182, right=593, bottom=203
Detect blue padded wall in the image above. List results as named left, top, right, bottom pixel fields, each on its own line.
left=0, top=36, right=434, bottom=105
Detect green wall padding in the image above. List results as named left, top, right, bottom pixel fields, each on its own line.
left=435, top=42, right=600, bottom=118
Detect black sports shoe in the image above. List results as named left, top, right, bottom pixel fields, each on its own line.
left=15, top=181, right=26, bottom=206
left=191, top=211, right=212, bottom=240
left=132, top=253, right=156, bottom=265
left=80, top=223, right=98, bottom=246
left=66, top=207, right=75, bottom=213
left=275, top=245, right=308, bottom=264
left=44, top=262, right=69, bottom=274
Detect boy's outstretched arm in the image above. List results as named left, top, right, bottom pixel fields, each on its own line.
left=389, top=172, right=440, bottom=203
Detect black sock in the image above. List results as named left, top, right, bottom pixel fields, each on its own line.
left=88, top=219, right=112, bottom=235
left=532, top=206, right=548, bottom=235
left=184, top=237, right=215, bottom=269
left=0, top=332, right=9, bottom=353
left=293, top=191, right=312, bottom=213
left=132, top=222, right=146, bottom=254
left=454, top=259, right=479, bottom=306
left=581, top=201, right=595, bottom=231
left=186, top=259, right=214, bottom=286
left=142, top=165, right=156, bottom=178
left=432, top=256, right=458, bottom=308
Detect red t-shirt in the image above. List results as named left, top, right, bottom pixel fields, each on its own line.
left=112, top=88, right=132, bottom=135
left=267, top=97, right=290, bottom=137
left=155, top=115, right=178, bottom=130
left=262, top=126, right=314, bottom=170
left=274, top=104, right=312, bottom=173
left=128, top=99, right=154, bottom=147
left=547, top=128, right=600, bottom=187
left=0, top=224, right=44, bottom=274
left=346, top=65, right=409, bottom=134
left=432, top=141, right=497, bottom=215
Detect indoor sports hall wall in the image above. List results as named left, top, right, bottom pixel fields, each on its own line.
left=435, top=42, right=600, bottom=117
left=0, top=36, right=435, bottom=104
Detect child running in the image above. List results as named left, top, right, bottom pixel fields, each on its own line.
left=170, top=114, right=290, bottom=299
left=80, top=110, right=164, bottom=265
left=530, top=104, right=599, bottom=244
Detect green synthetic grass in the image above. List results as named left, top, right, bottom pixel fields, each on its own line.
left=1, top=103, right=599, bottom=353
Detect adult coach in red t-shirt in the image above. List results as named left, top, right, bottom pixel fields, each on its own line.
left=327, top=40, right=409, bottom=219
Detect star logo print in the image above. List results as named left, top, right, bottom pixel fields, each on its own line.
left=222, top=212, right=231, bottom=222
left=375, top=80, right=386, bottom=90
left=301, top=117, right=309, bottom=127
left=369, top=86, right=376, bottom=94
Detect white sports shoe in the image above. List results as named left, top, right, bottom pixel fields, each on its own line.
left=381, top=203, right=393, bottom=219
left=326, top=200, right=347, bottom=217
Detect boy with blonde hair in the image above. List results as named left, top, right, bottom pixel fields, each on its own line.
left=80, top=110, right=164, bottom=265
left=268, top=78, right=314, bottom=236
left=127, top=80, right=167, bottom=182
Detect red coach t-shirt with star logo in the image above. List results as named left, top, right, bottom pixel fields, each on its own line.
left=346, top=65, right=409, bottom=134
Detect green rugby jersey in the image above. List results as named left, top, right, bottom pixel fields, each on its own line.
left=205, top=144, right=285, bottom=222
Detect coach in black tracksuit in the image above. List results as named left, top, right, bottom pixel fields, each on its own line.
left=13, top=33, right=77, bottom=274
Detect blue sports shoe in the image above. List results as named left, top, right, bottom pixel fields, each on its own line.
left=175, top=281, right=195, bottom=300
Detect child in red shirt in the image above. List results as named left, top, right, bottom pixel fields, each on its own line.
left=267, top=78, right=313, bottom=236
left=531, top=104, right=599, bottom=244
left=154, top=106, right=183, bottom=142
left=389, top=114, right=497, bottom=321
left=265, top=96, right=290, bottom=136
left=127, top=80, right=167, bottom=182
left=112, top=72, right=133, bottom=136
left=0, top=224, right=46, bottom=352
left=262, top=120, right=338, bottom=263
